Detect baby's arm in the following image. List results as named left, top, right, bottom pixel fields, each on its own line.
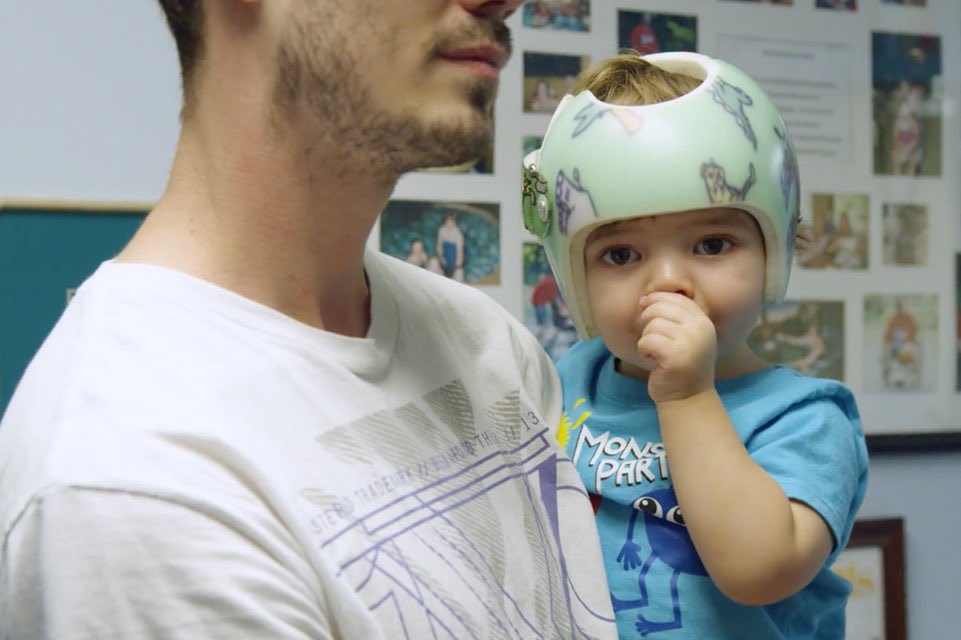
left=657, top=392, right=832, bottom=605
left=637, top=292, right=833, bottom=606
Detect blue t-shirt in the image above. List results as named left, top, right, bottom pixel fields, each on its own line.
left=557, top=338, right=869, bottom=639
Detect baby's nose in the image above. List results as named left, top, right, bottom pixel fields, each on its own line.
left=643, top=258, right=694, bottom=299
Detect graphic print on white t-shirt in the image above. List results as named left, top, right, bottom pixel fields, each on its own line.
left=299, top=378, right=589, bottom=639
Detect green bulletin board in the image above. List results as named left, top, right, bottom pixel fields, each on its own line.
left=0, top=201, right=147, bottom=413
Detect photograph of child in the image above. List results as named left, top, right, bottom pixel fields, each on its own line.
left=882, top=203, right=927, bottom=266
left=380, top=201, right=501, bottom=286
left=617, top=10, right=697, bottom=55
left=749, top=301, right=845, bottom=381
left=864, top=293, right=937, bottom=392
left=872, top=31, right=942, bottom=176
left=523, top=52, right=590, bottom=114
left=522, top=243, right=577, bottom=361
left=522, top=0, right=590, bottom=32
left=816, top=0, right=857, bottom=11
left=796, top=193, right=869, bottom=270
left=956, top=255, right=961, bottom=391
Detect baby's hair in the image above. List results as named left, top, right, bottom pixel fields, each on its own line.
left=572, top=50, right=703, bottom=107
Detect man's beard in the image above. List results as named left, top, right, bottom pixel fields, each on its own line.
left=273, top=11, right=505, bottom=175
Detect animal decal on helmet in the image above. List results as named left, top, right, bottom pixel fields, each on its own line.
left=701, top=161, right=756, bottom=204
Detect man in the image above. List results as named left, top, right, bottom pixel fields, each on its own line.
left=0, top=1, right=616, bottom=638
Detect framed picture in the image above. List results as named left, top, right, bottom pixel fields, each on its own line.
left=816, top=0, right=857, bottom=11
left=0, top=201, right=148, bottom=413
left=832, top=518, right=906, bottom=640
left=522, top=243, right=577, bottom=361
left=882, top=203, right=928, bottom=266
left=796, top=193, right=869, bottom=271
left=871, top=31, right=942, bottom=177
left=748, top=300, right=845, bottom=381
left=617, top=10, right=698, bottom=55
left=863, top=293, right=937, bottom=394
left=522, top=52, right=590, bottom=114
left=522, top=0, right=590, bottom=32
left=379, top=200, right=501, bottom=286
left=863, top=290, right=961, bottom=452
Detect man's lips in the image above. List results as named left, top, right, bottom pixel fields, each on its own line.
left=440, top=44, right=508, bottom=71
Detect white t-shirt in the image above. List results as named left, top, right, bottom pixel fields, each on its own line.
left=0, top=251, right=616, bottom=639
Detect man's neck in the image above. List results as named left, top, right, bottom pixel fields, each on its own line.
left=117, top=116, right=398, bottom=337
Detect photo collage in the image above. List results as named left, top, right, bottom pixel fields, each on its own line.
left=378, top=0, right=956, bottom=440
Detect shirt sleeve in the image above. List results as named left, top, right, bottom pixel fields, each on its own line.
left=746, top=395, right=868, bottom=555
left=1, top=486, right=334, bottom=640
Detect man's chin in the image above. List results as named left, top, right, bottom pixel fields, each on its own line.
left=398, top=122, right=492, bottom=173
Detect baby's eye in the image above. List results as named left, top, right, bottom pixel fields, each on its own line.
left=695, top=237, right=732, bottom=256
left=602, top=247, right=639, bottom=266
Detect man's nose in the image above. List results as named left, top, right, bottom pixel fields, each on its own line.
left=459, top=0, right=523, bottom=21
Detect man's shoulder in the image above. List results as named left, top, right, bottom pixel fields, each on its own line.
left=370, top=251, right=511, bottom=319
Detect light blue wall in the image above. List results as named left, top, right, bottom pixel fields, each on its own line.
left=0, top=1, right=179, bottom=201
left=1, top=2, right=959, bottom=637
left=856, top=451, right=961, bottom=636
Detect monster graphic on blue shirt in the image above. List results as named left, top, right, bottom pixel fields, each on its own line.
left=611, top=487, right=708, bottom=636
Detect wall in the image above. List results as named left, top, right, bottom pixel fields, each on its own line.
left=1, top=1, right=958, bottom=636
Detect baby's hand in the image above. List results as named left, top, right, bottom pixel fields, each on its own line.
left=635, top=291, right=716, bottom=403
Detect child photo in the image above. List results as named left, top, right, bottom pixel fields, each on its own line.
left=617, top=10, right=697, bottom=55
left=749, top=301, right=845, bottom=381
left=863, top=293, right=937, bottom=392
left=956, top=254, right=961, bottom=391
left=380, top=201, right=501, bottom=286
left=882, top=203, right=927, bottom=266
left=872, top=31, right=942, bottom=176
left=522, top=0, right=590, bottom=32
left=816, top=0, right=857, bottom=10
left=796, top=193, right=869, bottom=270
left=523, top=52, right=590, bottom=114
left=522, top=243, right=577, bottom=361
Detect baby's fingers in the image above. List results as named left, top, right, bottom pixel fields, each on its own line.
left=640, top=291, right=702, bottom=313
left=640, top=316, right=683, bottom=340
left=637, top=331, right=674, bottom=363
left=637, top=302, right=688, bottom=330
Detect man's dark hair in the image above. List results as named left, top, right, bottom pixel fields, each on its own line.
left=157, top=0, right=204, bottom=92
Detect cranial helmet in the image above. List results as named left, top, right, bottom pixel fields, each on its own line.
left=522, top=51, right=800, bottom=339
